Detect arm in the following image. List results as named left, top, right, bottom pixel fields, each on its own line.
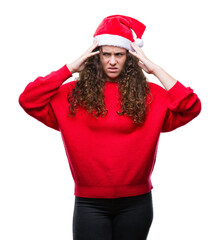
left=129, top=42, right=201, bottom=131
left=19, top=41, right=100, bottom=130
left=151, top=66, right=177, bottom=90
left=161, top=81, right=201, bottom=132
left=67, top=41, right=100, bottom=73
left=19, top=65, right=73, bottom=130
left=129, top=42, right=177, bottom=90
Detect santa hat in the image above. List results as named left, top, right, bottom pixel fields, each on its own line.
left=93, top=15, right=146, bottom=51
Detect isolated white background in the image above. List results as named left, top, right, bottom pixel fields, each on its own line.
left=1, top=0, right=219, bottom=239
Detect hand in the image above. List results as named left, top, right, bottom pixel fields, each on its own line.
left=129, top=42, right=159, bottom=74
left=67, top=41, right=100, bottom=73
left=130, top=42, right=177, bottom=90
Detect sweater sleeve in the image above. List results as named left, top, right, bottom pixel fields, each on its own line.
left=18, top=65, right=73, bottom=131
left=161, top=81, right=201, bottom=132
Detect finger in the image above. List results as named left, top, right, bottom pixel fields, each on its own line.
left=81, top=50, right=100, bottom=63
left=138, top=61, right=149, bottom=73
left=129, top=49, right=138, bottom=57
left=81, top=42, right=99, bottom=61
left=129, top=50, right=143, bottom=62
left=130, top=42, right=140, bottom=51
left=87, top=40, right=99, bottom=53
left=131, top=42, right=145, bottom=57
left=89, top=50, right=100, bottom=57
left=91, top=40, right=99, bottom=50
left=138, top=61, right=145, bottom=68
left=130, top=43, right=137, bottom=53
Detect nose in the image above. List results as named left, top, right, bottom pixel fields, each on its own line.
left=109, top=55, right=117, bottom=65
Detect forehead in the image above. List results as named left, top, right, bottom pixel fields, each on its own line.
left=101, top=45, right=127, bottom=53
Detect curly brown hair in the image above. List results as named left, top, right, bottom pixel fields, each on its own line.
left=68, top=47, right=151, bottom=126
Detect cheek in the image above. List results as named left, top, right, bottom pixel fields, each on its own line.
left=100, top=58, right=108, bottom=68
left=120, top=57, right=127, bottom=68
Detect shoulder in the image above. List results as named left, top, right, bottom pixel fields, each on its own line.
left=53, top=80, right=77, bottom=102
left=148, top=82, right=167, bottom=98
left=59, top=80, right=77, bottom=93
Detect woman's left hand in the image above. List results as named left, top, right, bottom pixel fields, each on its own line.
left=129, top=42, right=159, bottom=74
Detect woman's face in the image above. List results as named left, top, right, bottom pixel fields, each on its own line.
left=99, top=45, right=127, bottom=81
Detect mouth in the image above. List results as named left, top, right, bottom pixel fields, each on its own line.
left=108, top=67, right=118, bottom=73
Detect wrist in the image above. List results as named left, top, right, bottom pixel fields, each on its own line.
left=67, top=63, right=76, bottom=74
left=152, top=66, right=177, bottom=90
left=151, top=65, right=162, bottom=75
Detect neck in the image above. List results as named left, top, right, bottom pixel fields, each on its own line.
left=105, top=77, right=119, bottom=83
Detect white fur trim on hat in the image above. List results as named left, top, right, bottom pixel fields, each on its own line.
left=135, top=38, right=144, bottom=47
left=93, top=34, right=133, bottom=51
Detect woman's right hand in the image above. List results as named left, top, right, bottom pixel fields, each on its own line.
left=67, top=41, right=100, bottom=74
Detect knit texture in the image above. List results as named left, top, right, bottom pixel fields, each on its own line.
left=19, top=65, right=201, bottom=198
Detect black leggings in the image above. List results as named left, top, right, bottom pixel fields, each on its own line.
left=73, top=191, right=153, bottom=240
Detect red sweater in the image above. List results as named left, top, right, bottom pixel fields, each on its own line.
left=19, top=65, right=201, bottom=198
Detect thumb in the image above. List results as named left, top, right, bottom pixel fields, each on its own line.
left=138, top=61, right=151, bottom=74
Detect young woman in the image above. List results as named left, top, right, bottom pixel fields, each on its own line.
left=19, top=15, right=201, bottom=240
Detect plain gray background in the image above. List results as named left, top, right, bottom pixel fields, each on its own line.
left=1, top=0, right=219, bottom=239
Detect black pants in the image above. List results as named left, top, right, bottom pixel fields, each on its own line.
left=73, top=191, right=153, bottom=240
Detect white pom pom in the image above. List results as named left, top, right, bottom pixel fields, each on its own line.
left=135, top=38, right=144, bottom=47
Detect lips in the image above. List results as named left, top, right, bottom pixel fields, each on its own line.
left=108, top=67, right=118, bottom=72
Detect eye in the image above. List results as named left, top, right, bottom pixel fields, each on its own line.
left=103, top=53, right=110, bottom=56
left=115, top=53, right=124, bottom=57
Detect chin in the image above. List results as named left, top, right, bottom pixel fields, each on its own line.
left=107, top=73, right=120, bottom=79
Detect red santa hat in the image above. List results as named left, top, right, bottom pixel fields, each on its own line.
left=93, top=15, right=146, bottom=51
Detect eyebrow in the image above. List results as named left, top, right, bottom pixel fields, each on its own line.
left=101, top=50, right=126, bottom=54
